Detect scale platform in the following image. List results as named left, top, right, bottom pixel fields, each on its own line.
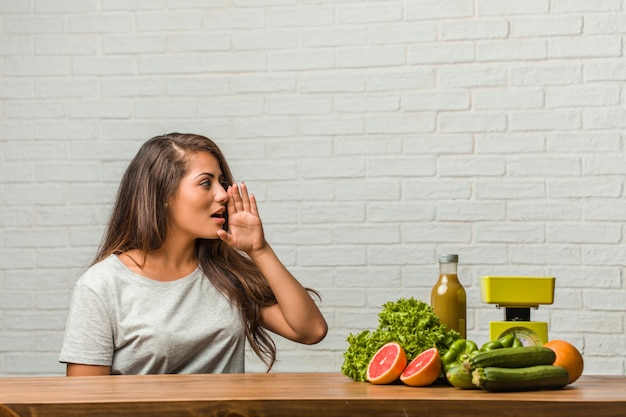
left=481, top=276, right=555, bottom=346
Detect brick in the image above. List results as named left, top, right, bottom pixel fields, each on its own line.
left=439, top=156, right=506, bottom=177
left=268, top=7, right=334, bottom=28
left=233, top=117, right=297, bottom=139
left=367, top=113, right=435, bottom=134
left=67, top=13, right=133, bottom=33
left=548, top=35, right=622, bottom=59
left=233, top=30, right=298, bottom=51
left=548, top=223, right=621, bottom=244
left=548, top=132, right=621, bottom=152
left=368, top=157, right=435, bottom=177
left=268, top=95, right=332, bottom=115
left=475, top=133, right=546, bottom=153
left=73, top=56, right=136, bottom=75
left=583, top=108, right=626, bottom=129
left=3, top=16, right=64, bottom=35
left=439, top=112, right=507, bottom=133
left=408, top=42, right=475, bottom=65
left=512, top=15, right=582, bottom=36
left=478, top=0, right=549, bottom=15
left=440, top=18, right=509, bottom=40
left=101, top=78, right=161, bottom=97
left=509, top=201, right=583, bottom=221
left=478, top=39, right=547, bottom=61
left=103, top=35, right=166, bottom=54
left=473, top=88, right=543, bottom=110
left=300, top=203, right=365, bottom=224
left=368, top=202, right=435, bottom=222
left=0, top=79, right=33, bottom=98
left=102, top=0, right=162, bottom=10
left=36, top=36, right=98, bottom=55
left=371, top=22, right=436, bottom=44
left=403, top=90, right=470, bottom=111
left=551, top=0, right=622, bottom=12
left=299, top=246, right=366, bottom=267
left=480, top=180, right=547, bottom=201
left=36, top=79, right=98, bottom=99
left=0, top=333, right=37, bottom=352
left=402, top=179, right=472, bottom=200
left=5, top=353, right=65, bottom=375
left=510, top=63, right=582, bottom=86
left=476, top=223, right=545, bottom=243
left=299, top=116, right=364, bottom=136
left=437, top=201, right=506, bottom=221
left=302, top=28, right=368, bottom=48
left=267, top=226, right=333, bottom=246
left=507, top=156, right=581, bottom=176
left=405, top=0, right=474, bottom=19
left=509, top=109, right=581, bottom=131
left=335, top=180, right=400, bottom=202
left=404, top=223, right=472, bottom=243
left=336, top=4, right=402, bottom=24
left=334, top=225, right=400, bottom=244
left=368, top=68, right=435, bottom=91
left=4, top=56, right=70, bottom=76
left=548, top=179, right=622, bottom=198
left=510, top=245, right=581, bottom=265
left=232, top=74, right=296, bottom=93
left=335, top=94, right=400, bottom=113
left=136, top=11, right=203, bottom=31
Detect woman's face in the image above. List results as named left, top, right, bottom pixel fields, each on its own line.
left=167, top=151, right=229, bottom=241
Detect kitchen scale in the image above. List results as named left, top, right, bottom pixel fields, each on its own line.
left=480, top=276, right=555, bottom=346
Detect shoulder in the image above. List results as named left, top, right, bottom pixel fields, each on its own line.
left=74, top=255, right=128, bottom=292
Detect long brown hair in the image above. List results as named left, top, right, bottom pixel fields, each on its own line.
left=95, top=133, right=279, bottom=369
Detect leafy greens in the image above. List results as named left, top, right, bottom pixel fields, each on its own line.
left=341, top=297, right=460, bottom=381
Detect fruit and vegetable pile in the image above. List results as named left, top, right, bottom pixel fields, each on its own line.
left=342, top=298, right=584, bottom=392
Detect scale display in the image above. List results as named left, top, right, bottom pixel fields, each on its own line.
left=480, top=276, right=555, bottom=346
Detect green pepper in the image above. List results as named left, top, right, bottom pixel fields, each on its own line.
left=441, top=339, right=479, bottom=372
left=498, top=333, right=523, bottom=348
left=479, top=340, right=503, bottom=352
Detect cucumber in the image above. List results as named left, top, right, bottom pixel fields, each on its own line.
left=465, top=346, right=556, bottom=371
left=445, top=365, right=479, bottom=390
left=472, top=365, right=569, bottom=392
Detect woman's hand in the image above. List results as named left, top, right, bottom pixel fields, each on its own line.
left=216, top=182, right=267, bottom=255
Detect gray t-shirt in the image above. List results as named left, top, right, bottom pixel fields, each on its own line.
left=59, top=255, right=245, bottom=374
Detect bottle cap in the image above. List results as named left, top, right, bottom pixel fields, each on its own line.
left=438, top=253, right=458, bottom=263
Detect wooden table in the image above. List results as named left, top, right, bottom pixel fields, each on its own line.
left=0, top=373, right=624, bottom=417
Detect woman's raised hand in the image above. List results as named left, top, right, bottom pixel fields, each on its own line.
left=216, top=182, right=267, bottom=255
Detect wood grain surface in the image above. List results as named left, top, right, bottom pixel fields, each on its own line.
left=0, top=373, right=624, bottom=417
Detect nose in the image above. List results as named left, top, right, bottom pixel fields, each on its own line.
left=215, top=182, right=229, bottom=203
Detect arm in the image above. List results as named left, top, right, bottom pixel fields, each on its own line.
left=67, top=363, right=111, bottom=376
left=250, top=244, right=327, bottom=344
left=217, top=183, right=327, bottom=344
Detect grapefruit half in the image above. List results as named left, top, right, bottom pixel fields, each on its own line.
left=400, top=347, right=441, bottom=387
left=366, top=342, right=407, bottom=384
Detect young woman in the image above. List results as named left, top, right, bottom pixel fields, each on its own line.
left=59, top=133, right=327, bottom=376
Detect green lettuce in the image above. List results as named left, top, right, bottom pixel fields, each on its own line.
left=341, top=297, right=460, bottom=381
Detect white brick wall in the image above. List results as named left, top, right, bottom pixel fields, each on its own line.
left=1, top=1, right=625, bottom=376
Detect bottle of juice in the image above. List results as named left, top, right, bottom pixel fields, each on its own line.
left=430, top=254, right=466, bottom=338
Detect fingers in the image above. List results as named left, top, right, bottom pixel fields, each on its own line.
left=228, top=182, right=254, bottom=214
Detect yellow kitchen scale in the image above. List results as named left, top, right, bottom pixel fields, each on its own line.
left=480, top=276, right=556, bottom=346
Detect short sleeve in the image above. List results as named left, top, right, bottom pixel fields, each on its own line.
left=59, top=283, right=114, bottom=366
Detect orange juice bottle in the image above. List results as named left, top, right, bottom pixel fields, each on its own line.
left=430, top=254, right=466, bottom=338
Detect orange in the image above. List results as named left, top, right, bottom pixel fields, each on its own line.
left=400, top=347, right=441, bottom=387
left=543, top=339, right=584, bottom=384
left=366, top=342, right=407, bottom=384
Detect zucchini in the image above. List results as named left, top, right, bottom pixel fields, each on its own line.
left=445, top=365, right=479, bottom=390
left=472, top=365, right=569, bottom=392
left=465, top=346, right=555, bottom=371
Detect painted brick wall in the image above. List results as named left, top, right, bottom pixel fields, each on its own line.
left=1, top=0, right=625, bottom=376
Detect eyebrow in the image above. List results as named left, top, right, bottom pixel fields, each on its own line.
left=194, top=172, right=223, bottom=180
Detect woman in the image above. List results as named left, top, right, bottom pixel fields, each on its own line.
left=59, top=133, right=327, bottom=376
